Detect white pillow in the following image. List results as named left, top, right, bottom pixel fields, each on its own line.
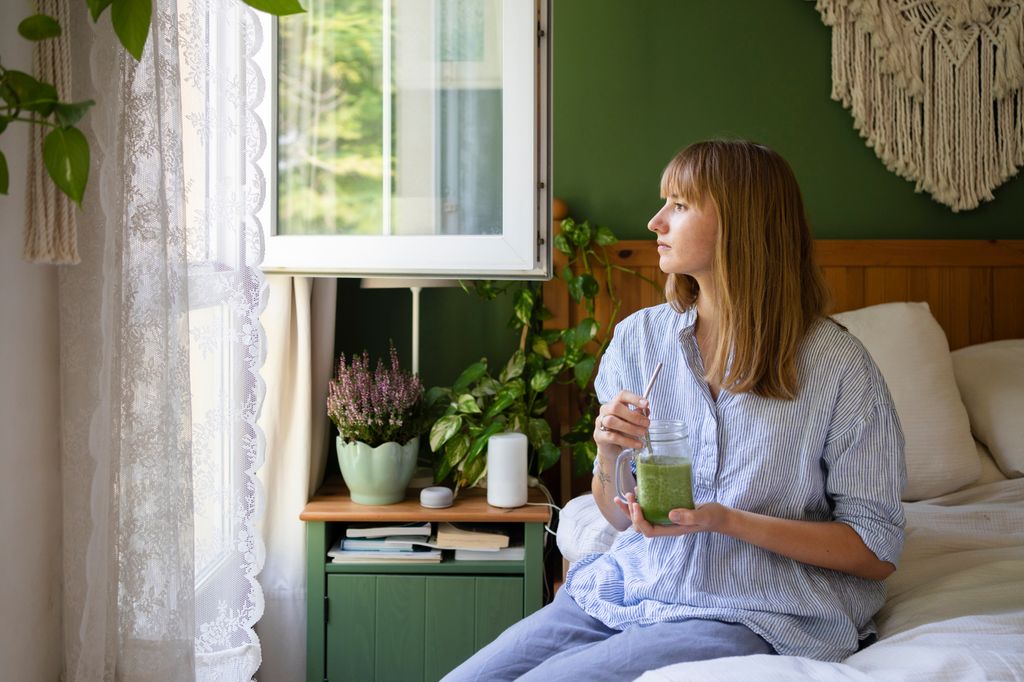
left=556, top=494, right=619, bottom=562
left=832, top=302, right=979, bottom=500
left=951, top=339, right=1024, bottom=479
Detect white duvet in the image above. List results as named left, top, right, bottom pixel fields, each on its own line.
left=631, top=478, right=1024, bottom=681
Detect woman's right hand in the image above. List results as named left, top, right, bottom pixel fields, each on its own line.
left=593, top=390, right=651, bottom=455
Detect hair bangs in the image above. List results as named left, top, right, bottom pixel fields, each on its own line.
left=660, top=148, right=708, bottom=207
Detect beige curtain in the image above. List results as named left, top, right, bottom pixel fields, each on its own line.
left=256, top=276, right=337, bottom=682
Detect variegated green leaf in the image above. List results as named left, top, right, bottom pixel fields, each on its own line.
left=429, top=414, right=463, bottom=452
left=456, top=393, right=482, bottom=414
left=500, top=349, right=526, bottom=382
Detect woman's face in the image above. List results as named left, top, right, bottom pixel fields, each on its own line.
left=647, top=195, right=719, bottom=277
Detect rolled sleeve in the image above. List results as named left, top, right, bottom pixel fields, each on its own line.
left=822, top=401, right=907, bottom=566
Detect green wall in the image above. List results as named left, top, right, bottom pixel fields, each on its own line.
left=554, top=0, right=1024, bottom=239
left=337, top=0, right=1024, bottom=390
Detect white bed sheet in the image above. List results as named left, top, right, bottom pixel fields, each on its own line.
left=634, top=477, right=1024, bottom=682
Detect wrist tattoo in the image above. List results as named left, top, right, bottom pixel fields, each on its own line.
left=596, top=462, right=611, bottom=489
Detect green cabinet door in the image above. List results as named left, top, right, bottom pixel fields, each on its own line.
left=326, top=574, right=524, bottom=682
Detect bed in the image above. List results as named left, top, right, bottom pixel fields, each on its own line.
left=546, top=238, right=1024, bottom=681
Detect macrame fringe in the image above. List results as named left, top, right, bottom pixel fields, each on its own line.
left=814, top=0, right=1024, bottom=212
left=24, top=0, right=79, bottom=264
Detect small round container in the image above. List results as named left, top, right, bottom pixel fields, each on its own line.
left=420, top=486, right=453, bottom=509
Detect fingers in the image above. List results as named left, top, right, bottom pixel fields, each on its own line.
left=594, top=390, right=651, bottom=449
left=625, top=493, right=699, bottom=538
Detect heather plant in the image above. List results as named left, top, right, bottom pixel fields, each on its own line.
left=328, top=344, right=424, bottom=448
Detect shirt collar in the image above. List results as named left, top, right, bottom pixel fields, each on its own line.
left=677, top=305, right=698, bottom=340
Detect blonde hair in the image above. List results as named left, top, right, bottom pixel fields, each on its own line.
left=661, top=140, right=829, bottom=400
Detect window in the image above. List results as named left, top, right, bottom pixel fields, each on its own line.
left=259, top=0, right=551, bottom=278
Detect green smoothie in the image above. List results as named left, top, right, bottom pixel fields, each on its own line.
left=636, top=458, right=694, bottom=525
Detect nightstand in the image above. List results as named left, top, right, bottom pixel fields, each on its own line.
left=301, top=478, right=551, bottom=682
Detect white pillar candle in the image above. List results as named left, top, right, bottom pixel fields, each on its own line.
left=486, top=432, right=528, bottom=508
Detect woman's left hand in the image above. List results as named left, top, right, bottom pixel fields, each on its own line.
left=614, top=492, right=731, bottom=537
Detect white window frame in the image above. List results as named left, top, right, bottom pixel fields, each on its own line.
left=257, top=0, right=551, bottom=279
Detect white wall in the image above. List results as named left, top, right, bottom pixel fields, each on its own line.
left=0, top=1, right=64, bottom=678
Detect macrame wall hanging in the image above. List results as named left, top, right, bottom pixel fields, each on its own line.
left=812, top=0, right=1024, bottom=212
left=24, top=0, right=79, bottom=263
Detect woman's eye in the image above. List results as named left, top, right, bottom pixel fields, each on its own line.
left=673, top=203, right=686, bottom=211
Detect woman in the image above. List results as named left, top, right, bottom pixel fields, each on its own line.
left=444, top=140, right=906, bottom=681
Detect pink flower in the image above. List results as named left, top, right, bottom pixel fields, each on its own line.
left=327, top=343, right=424, bottom=448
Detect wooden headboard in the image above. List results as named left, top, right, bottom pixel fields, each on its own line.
left=542, top=239, right=1024, bottom=502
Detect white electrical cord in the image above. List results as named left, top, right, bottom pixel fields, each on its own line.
left=525, top=477, right=561, bottom=540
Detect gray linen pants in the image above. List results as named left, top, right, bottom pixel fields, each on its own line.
left=441, top=587, right=775, bottom=681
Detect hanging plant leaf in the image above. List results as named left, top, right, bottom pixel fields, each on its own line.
left=3, top=70, right=58, bottom=115
left=561, top=327, right=579, bottom=352
left=526, top=417, right=551, bottom=450
left=459, top=449, right=488, bottom=489
left=573, top=441, right=598, bottom=476
left=573, top=356, right=596, bottom=389
left=530, top=393, right=549, bottom=416
left=54, top=100, right=96, bottom=128
left=452, top=359, right=487, bottom=393
left=510, top=413, right=528, bottom=436
left=567, top=275, right=584, bottom=303
left=429, top=414, right=463, bottom=452
left=43, top=126, right=89, bottom=206
left=513, top=288, right=535, bottom=326
left=87, top=0, right=113, bottom=21
left=0, top=150, right=8, bottom=195
left=594, top=224, right=618, bottom=246
left=471, top=377, right=501, bottom=398
left=571, top=220, right=592, bottom=247
left=576, top=317, right=598, bottom=343
left=531, top=337, right=551, bottom=359
left=559, top=217, right=577, bottom=244
left=456, top=393, right=481, bottom=414
left=579, top=273, right=600, bottom=298
left=553, top=232, right=572, bottom=255
left=530, top=369, right=554, bottom=393
left=17, top=14, right=62, bottom=41
left=463, top=421, right=506, bottom=466
left=483, top=389, right=516, bottom=420
left=544, top=356, right=565, bottom=374
left=537, top=442, right=561, bottom=473
left=241, top=0, right=306, bottom=15
left=424, top=385, right=450, bottom=407
left=499, top=349, right=526, bottom=382
left=111, top=0, right=152, bottom=60
left=436, top=432, right=470, bottom=482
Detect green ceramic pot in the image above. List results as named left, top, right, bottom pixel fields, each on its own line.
left=337, top=435, right=419, bottom=505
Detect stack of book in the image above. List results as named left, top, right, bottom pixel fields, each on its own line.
left=327, top=521, right=524, bottom=563
left=436, top=523, right=525, bottom=562
left=328, top=522, right=442, bottom=564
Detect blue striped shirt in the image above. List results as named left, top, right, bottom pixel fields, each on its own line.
left=564, top=304, right=907, bottom=661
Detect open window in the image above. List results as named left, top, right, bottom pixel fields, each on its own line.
left=259, top=0, right=551, bottom=278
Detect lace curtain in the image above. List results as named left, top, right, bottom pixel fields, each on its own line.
left=60, top=0, right=267, bottom=679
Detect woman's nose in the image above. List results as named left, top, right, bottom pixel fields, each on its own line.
left=647, top=211, right=665, bottom=233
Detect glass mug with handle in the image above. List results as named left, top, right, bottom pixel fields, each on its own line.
left=615, top=419, right=694, bottom=525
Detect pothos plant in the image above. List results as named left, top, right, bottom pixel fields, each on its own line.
left=0, top=0, right=304, bottom=203
left=426, top=216, right=659, bottom=495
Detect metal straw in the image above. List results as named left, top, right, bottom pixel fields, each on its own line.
left=640, top=362, right=663, bottom=453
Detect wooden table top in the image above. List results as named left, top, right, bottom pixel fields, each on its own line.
left=300, top=478, right=552, bottom=523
